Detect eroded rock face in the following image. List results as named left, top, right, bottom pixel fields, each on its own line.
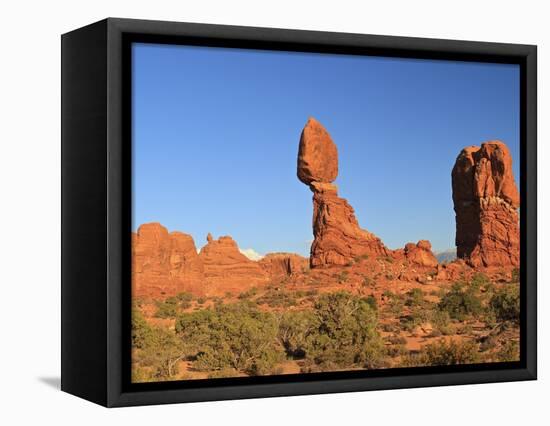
left=132, top=223, right=204, bottom=298
left=452, top=141, right=520, bottom=267
left=298, top=118, right=388, bottom=268
left=198, top=235, right=268, bottom=293
left=259, top=253, right=309, bottom=277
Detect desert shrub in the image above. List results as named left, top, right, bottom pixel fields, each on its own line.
left=470, top=272, right=490, bottom=290
left=382, top=290, right=394, bottom=298
left=387, top=344, right=408, bottom=357
left=364, top=295, right=378, bottom=311
left=155, top=297, right=179, bottom=318
left=402, top=339, right=480, bottom=367
left=196, top=297, right=206, bottom=305
left=497, top=340, right=520, bottom=362
left=133, top=325, right=184, bottom=380
left=132, top=309, right=154, bottom=349
left=238, top=287, right=258, bottom=299
left=511, top=268, right=520, bottom=283
left=256, top=290, right=298, bottom=308
left=388, top=294, right=406, bottom=316
left=386, top=334, right=407, bottom=345
left=429, top=310, right=455, bottom=335
left=400, top=308, right=430, bottom=333
left=176, top=292, right=194, bottom=303
left=277, top=310, right=316, bottom=357
left=405, top=288, right=425, bottom=307
left=176, top=302, right=284, bottom=375
left=154, top=293, right=195, bottom=317
left=438, top=282, right=482, bottom=321
left=490, top=284, right=520, bottom=323
left=302, top=292, right=384, bottom=369
left=131, top=366, right=154, bottom=383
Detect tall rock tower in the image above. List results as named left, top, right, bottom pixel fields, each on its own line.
left=297, top=117, right=388, bottom=268
left=452, top=141, right=520, bottom=267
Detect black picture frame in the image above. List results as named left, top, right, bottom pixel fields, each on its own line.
left=61, top=17, right=537, bottom=407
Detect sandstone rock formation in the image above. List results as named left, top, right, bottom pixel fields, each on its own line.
left=259, top=253, right=309, bottom=278
left=297, top=117, right=338, bottom=184
left=402, top=240, right=438, bottom=268
left=132, top=223, right=204, bottom=298
left=198, top=234, right=269, bottom=293
left=298, top=118, right=388, bottom=268
left=452, top=141, right=520, bottom=267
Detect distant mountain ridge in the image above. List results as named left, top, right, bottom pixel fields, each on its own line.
left=435, top=249, right=457, bottom=263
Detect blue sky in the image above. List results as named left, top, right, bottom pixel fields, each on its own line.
left=132, top=43, right=520, bottom=256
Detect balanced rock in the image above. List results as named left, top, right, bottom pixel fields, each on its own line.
left=298, top=118, right=388, bottom=268
left=452, top=141, right=520, bottom=267
left=198, top=234, right=269, bottom=294
left=132, top=223, right=204, bottom=298
left=297, top=117, right=338, bottom=184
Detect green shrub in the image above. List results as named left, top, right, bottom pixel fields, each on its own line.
left=364, top=295, right=378, bottom=311
left=132, top=324, right=184, bottom=380
left=511, top=268, right=520, bottom=283
left=405, top=288, right=425, bottom=307
left=303, top=292, right=384, bottom=369
left=176, top=302, right=284, bottom=375
left=238, top=287, right=258, bottom=299
left=470, top=273, right=489, bottom=290
left=402, top=339, right=480, bottom=367
left=430, top=310, right=455, bottom=335
left=438, top=282, right=482, bottom=321
left=132, top=309, right=153, bottom=349
left=490, top=284, right=520, bottom=323
left=277, top=310, right=316, bottom=357
left=154, top=293, right=195, bottom=317
left=256, top=290, right=298, bottom=308
left=155, top=297, right=179, bottom=318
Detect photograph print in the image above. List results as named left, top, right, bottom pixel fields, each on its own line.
left=130, top=43, right=521, bottom=383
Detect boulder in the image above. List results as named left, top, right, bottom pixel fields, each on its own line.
left=297, top=117, right=338, bottom=184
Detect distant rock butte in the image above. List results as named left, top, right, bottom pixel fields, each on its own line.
left=198, top=234, right=268, bottom=293
left=259, top=253, right=309, bottom=278
left=132, top=223, right=204, bottom=298
left=452, top=140, right=520, bottom=267
left=394, top=240, right=439, bottom=268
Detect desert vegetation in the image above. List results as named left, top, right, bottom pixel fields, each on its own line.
left=132, top=270, right=520, bottom=382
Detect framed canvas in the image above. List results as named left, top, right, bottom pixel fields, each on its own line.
left=61, top=18, right=537, bottom=407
